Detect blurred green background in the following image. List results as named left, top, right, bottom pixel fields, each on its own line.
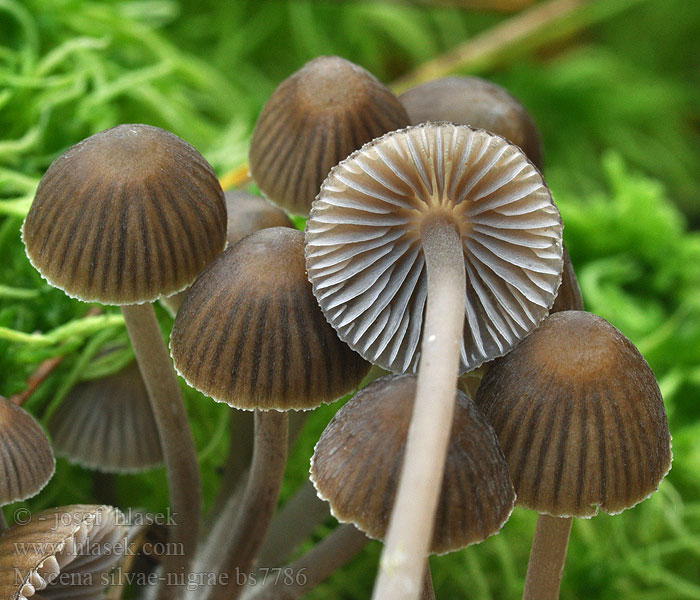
left=1, top=0, right=700, bottom=597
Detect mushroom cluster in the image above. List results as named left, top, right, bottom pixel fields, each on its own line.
left=12, top=55, right=671, bottom=600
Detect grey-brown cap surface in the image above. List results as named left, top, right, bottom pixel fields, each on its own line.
left=475, top=310, right=672, bottom=517
left=0, top=505, right=128, bottom=598
left=48, top=361, right=163, bottom=473
left=306, top=122, right=563, bottom=374
left=311, top=374, right=515, bottom=553
left=399, top=76, right=543, bottom=170
left=22, top=124, right=227, bottom=305
left=0, top=397, right=55, bottom=506
left=225, top=190, right=294, bottom=243
left=170, top=227, right=370, bottom=410
left=550, top=247, right=584, bottom=313
left=249, top=56, right=410, bottom=215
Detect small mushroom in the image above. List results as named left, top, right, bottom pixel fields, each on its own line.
left=171, top=227, right=370, bottom=600
left=22, top=123, right=227, bottom=589
left=0, top=397, right=55, bottom=515
left=399, top=76, right=543, bottom=170
left=475, top=310, right=672, bottom=600
left=249, top=55, right=410, bottom=215
left=306, top=122, right=562, bottom=600
left=48, top=361, right=162, bottom=473
left=311, top=374, right=515, bottom=553
left=0, top=504, right=128, bottom=599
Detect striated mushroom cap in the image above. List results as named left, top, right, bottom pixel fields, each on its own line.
left=399, top=76, right=543, bottom=170
left=170, top=227, right=370, bottom=410
left=0, top=505, right=128, bottom=599
left=311, top=374, right=515, bottom=553
left=48, top=361, right=163, bottom=473
left=22, top=124, right=227, bottom=305
left=249, top=56, right=410, bottom=215
left=306, top=122, right=563, bottom=374
left=0, top=397, right=55, bottom=505
left=475, top=310, right=672, bottom=517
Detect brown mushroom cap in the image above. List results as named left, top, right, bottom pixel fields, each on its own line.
left=22, top=124, right=227, bottom=305
left=48, top=361, right=163, bottom=473
left=225, top=190, right=294, bottom=243
left=249, top=55, right=410, bottom=215
left=311, top=374, right=515, bottom=553
left=0, top=505, right=128, bottom=598
left=170, top=227, right=370, bottom=410
left=0, top=397, right=55, bottom=505
left=399, top=76, right=543, bottom=170
left=475, top=310, right=672, bottom=517
left=306, top=122, right=563, bottom=374
left=550, top=247, right=584, bottom=313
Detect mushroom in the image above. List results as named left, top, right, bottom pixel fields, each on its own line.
left=475, top=310, right=672, bottom=600
left=399, top=76, right=543, bottom=170
left=249, top=55, right=410, bottom=215
left=48, top=360, right=162, bottom=473
left=550, top=247, right=584, bottom=313
left=305, top=122, right=562, bottom=599
left=311, top=374, right=515, bottom=554
left=21, top=123, right=228, bottom=590
left=0, top=504, right=128, bottom=598
left=170, top=227, right=370, bottom=600
left=0, top=397, right=55, bottom=528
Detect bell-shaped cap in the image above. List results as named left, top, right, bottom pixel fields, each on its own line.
left=249, top=56, right=410, bottom=215
left=311, top=374, right=515, bottom=553
left=48, top=361, right=163, bottom=473
left=0, top=504, right=128, bottom=598
left=0, top=397, right=55, bottom=505
left=22, top=124, right=227, bottom=305
left=475, top=310, right=672, bottom=517
left=170, top=227, right=370, bottom=410
left=399, top=76, right=543, bottom=170
left=306, top=122, right=563, bottom=374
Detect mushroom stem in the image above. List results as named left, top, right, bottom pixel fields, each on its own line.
left=248, top=524, right=369, bottom=600
left=210, top=410, right=289, bottom=600
left=121, top=303, right=201, bottom=594
left=372, top=217, right=466, bottom=600
left=522, top=514, right=572, bottom=600
left=422, top=562, right=436, bottom=600
left=258, top=479, right=330, bottom=567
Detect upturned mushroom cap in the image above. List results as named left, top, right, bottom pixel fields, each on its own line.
left=170, top=227, right=370, bottom=410
left=249, top=55, right=410, bottom=215
left=305, top=122, right=563, bottom=374
left=22, top=124, right=227, bottom=305
left=399, top=76, right=543, bottom=170
left=0, top=397, right=55, bottom=505
left=311, top=374, right=515, bottom=553
left=0, top=505, right=128, bottom=598
left=475, top=310, right=672, bottom=518
left=48, top=361, right=163, bottom=473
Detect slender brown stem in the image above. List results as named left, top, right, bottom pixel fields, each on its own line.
left=121, top=303, right=201, bottom=597
left=0, top=509, right=8, bottom=533
left=372, top=218, right=466, bottom=600
left=422, top=562, right=436, bottom=600
left=209, top=410, right=289, bottom=600
left=205, top=409, right=255, bottom=531
left=258, top=479, right=330, bottom=567
left=249, top=524, right=369, bottom=600
left=523, top=514, right=572, bottom=600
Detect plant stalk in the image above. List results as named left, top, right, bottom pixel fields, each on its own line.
left=523, top=514, right=572, bottom=600
left=209, top=410, right=289, bottom=600
left=121, top=303, right=201, bottom=598
left=257, top=479, right=330, bottom=567
left=371, top=217, right=466, bottom=600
